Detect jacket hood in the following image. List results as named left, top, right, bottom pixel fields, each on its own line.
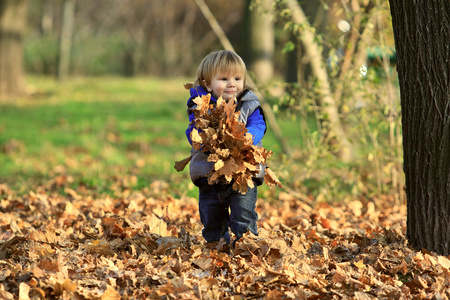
left=239, top=89, right=259, bottom=103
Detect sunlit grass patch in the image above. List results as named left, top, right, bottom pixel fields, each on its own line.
left=1, top=76, right=192, bottom=194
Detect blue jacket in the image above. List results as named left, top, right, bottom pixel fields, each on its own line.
left=185, top=86, right=267, bottom=183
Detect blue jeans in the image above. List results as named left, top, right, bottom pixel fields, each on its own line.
left=197, top=179, right=258, bottom=245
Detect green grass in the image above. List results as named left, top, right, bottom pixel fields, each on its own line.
left=1, top=77, right=190, bottom=194
left=0, top=76, right=300, bottom=198
left=1, top=76, right=401, bottom=202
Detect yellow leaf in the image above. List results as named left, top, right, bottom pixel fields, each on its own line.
left=101, top=285, right=121, bottom=300
left=243, top=161, right=257, bottom=171
left=18, top=283, right=30, bottom=300
left=191, top=129, right=203, bottom=150
left=354, top=260, right=365, bottom=269
left=214, top=160, right=224, bottom=170
left=438, top=256, right=450, bottom=270
left=207, top=154, right=219, bottom=162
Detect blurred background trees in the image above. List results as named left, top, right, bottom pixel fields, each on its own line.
left=22, top=1, right=394, bottom=79
left=0, top=0, right=28, bottom=97
left=2, top=0, right=401, bottom=202
left=25, top=0, right=247, bottom=77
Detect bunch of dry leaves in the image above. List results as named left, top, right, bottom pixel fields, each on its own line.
left=175, top=94, right=281, bottom=193
left=1, top=178, right=450, bottom=299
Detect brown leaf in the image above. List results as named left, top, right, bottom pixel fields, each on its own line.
left=101, top=285, right=121, bottom=300
left=29, top=287, right=46, bottom=299
left=354, top=291, right=373, bottom=300
left=31, top=266, right=45, bottom=278
left=174, top=155, right=192, bottom=172
left=53, top=278, right=76, bottom=296
left=263, top=167, right=282, bottom=188
left=331, top=267, right=347, bottom=284
left=264, top=289, right=284, bottom=300
left=153, top=236, right=184, bottom=255
left=38, top=259, right=59, bottom=272
left=192, top=257, right=213, bottom=271
left=0, top=290, right=14, bottom=300
left=86, top=240, right=115, bottom=256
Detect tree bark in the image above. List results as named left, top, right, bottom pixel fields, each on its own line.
left=0, top=0, right=28, bottom=98
left=389, top=0, right=450, bottom=255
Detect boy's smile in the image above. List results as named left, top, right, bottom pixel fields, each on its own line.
left=204, top=73, right=244, bottom=101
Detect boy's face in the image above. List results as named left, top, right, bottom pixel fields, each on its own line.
left=204, top=72, right=244, bottom=101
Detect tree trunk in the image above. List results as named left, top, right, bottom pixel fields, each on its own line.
left=389, top=0, right=450, bottom=255
left=249, top=0, right=274, bottom=84
left=41, top=0, right=53, bottom=35
left=0, top=0, right=28, bottom=98
left=57, top=0, right=75, bottom=81
left=296, top=0, right=327, bottom=86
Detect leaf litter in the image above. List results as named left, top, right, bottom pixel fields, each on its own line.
left=1, top=180, right=450, bottom=299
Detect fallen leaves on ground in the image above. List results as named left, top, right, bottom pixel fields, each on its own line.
left=175, top=94, right=281, bottom=194
left=0, top=181, right=449, bottom=299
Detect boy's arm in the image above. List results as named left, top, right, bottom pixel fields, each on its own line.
left=245, top=108, right=266, bottom=145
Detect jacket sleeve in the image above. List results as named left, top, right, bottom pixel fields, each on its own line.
left=246, top=108, right=266, bottom=145
left=185, top=110, right=196, bottom=145
left=185, top=86, right=206, bottom=145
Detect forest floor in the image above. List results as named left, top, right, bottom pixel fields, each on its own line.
left=1, top=178, right=448, bottom=299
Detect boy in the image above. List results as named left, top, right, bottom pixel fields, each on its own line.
left=185, top=50, right=266, bottom=246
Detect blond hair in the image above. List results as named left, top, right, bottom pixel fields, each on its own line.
left=194, top=50, right=250, bottom=90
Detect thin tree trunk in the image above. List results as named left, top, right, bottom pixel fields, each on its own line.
left=41, top=0, right=53, bottom=35
left=332, top=0, right=364, bottom=104
left=0, top=0, right=28, bottom=98
left=194, top=0, right=292, bottom=157
left=250, top=0, right=274, bottom=84
left=57, top=0, right=76, bottom=81
left=285, top=0, right=354, bottom=162
left=178, top=3, right=196, bottom=74
left=389, top=0, right=450, bottom=255
left=297, top=0, right=327, bottom=86
left=161, top=1, right=178, bottom=76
